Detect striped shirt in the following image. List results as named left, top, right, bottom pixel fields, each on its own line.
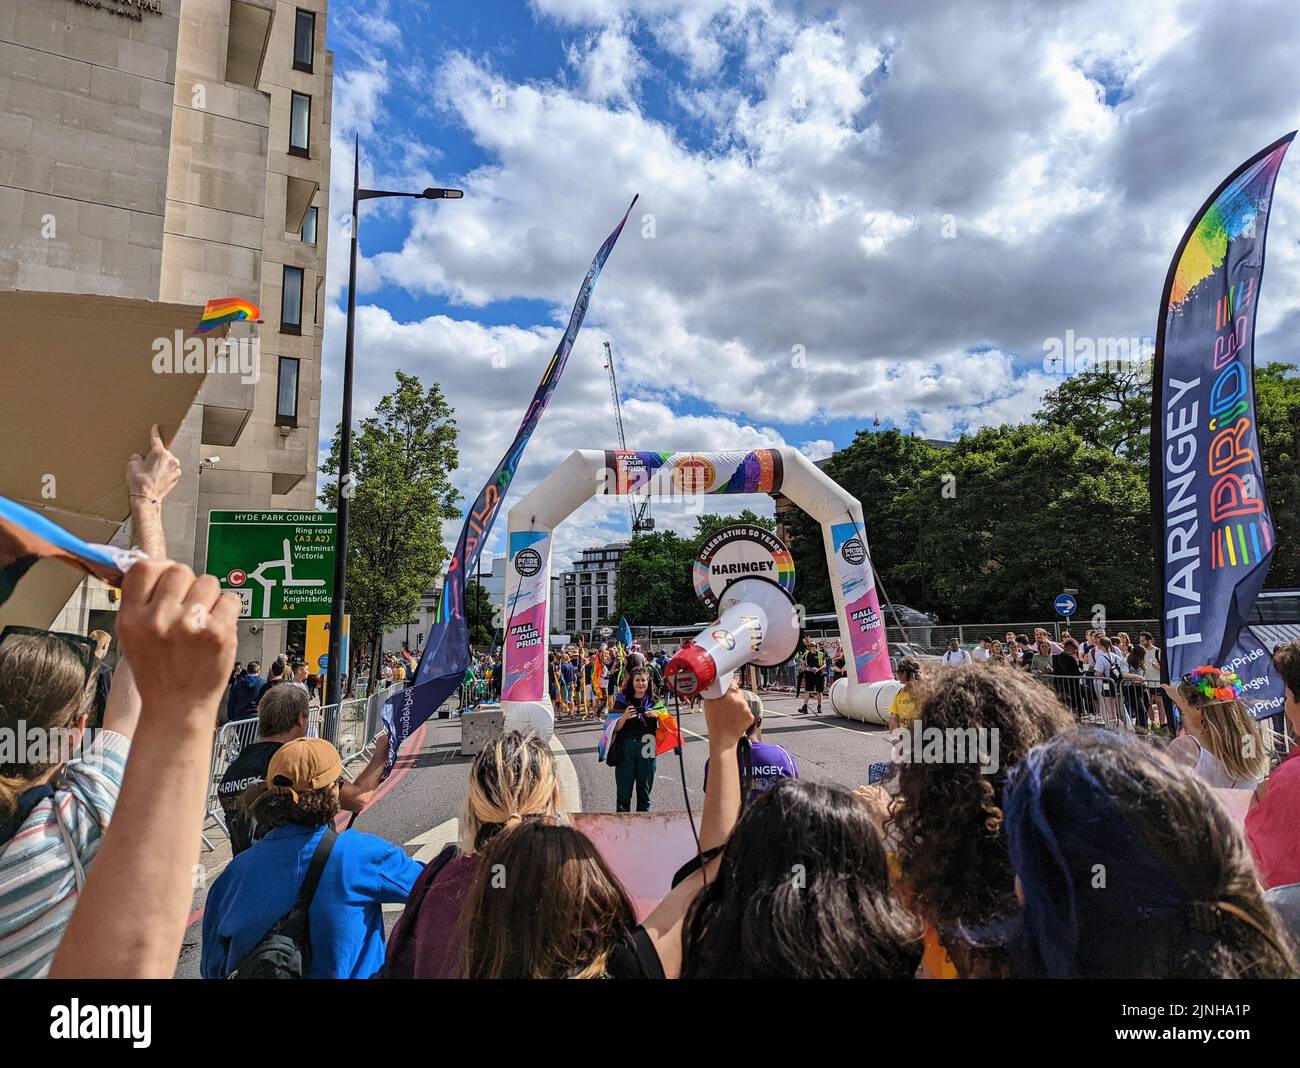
left=0, top=730, right=130, bottom=978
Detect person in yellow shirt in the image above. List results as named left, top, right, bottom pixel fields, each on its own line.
left=888, top=657, right=922, bottom=731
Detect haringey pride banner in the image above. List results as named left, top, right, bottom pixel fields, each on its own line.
left=1151, top=134, right=1293, bottom=720
left=380, top=196, right=638, bottom=769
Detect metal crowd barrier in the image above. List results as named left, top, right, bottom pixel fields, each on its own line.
left=202, top=681, right=402, bottom=850
left=1029, top=671, right=1165, bottom=732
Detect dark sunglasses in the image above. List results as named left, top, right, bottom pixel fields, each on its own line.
left=0, top=625, right=98, bottom=688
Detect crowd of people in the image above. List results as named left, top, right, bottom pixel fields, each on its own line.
left=0, top=430, right=1297, bottom=980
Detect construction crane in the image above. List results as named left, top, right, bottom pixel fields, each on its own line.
left=603, top=341, right=653, bottom=532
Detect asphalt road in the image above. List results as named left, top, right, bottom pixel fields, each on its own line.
left=175, top=689, right=894, bottom=977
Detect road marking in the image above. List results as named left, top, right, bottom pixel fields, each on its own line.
left=404, top=817, right=461, bottom=863
left=549, top=732, right=583, bottom=813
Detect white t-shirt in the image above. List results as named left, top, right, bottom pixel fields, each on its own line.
left=970, top=647, right=990, bottom=663
left=941, top=650, right=971, bottom=666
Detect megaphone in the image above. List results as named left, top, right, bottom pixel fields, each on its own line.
left=663, top=576, right=801, bottom=700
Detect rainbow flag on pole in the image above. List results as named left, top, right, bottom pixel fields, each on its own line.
left=194, top=297, right=260, bottom=334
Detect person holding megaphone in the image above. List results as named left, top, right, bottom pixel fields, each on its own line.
left=609, top=666, right=660, bottom=812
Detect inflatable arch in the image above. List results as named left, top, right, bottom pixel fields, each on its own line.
left=498, top=448, right=900, bottom=739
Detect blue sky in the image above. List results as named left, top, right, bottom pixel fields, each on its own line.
left=317, top=0, right=1300, bottom=570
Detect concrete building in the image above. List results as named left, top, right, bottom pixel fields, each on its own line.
left=0, top=0, right=332, bottom=666
left=556, top=542, right=628, bottom=638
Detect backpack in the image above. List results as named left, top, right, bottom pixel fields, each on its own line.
left=229, top=828, right=337, bottom=979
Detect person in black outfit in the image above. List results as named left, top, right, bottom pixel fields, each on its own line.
left=610, top=666, right=660, bottom=812
left=87, top=629, right=114, bottom=728
left=226, top=660, right=264, bottom=720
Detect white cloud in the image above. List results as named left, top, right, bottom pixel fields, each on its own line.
left=321, top=0, right=1300, bottom=558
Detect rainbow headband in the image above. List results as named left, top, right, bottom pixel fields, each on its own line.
left=194, top=297, right=260, bottom=334
left=1182, top=665, right=1244, bottom=703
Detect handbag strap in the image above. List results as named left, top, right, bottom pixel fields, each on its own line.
left=295, top=828, right=338, bottom=912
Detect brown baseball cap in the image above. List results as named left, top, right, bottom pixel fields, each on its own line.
left=266, top=737, right=343, bottom=800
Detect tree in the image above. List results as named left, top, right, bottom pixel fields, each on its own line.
left=319, top=371, right=459, bottom=694
left=783, top=430, right=942, bottom=615
left=1034, top=365, right=1151, bottom=461
left=464, top=580, right=496, bottom=651
left=693, top=509, right=775, bottom=540
left=614, top=529, right=701, bottom=626
left=895, top=424, right=1153, bottom=621
left=1256, top=363, right=1300, bottom=587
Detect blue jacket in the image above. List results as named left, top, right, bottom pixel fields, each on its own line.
left=201, top=824, right=423, bottom=979
left=226, top=674, right=264, bottom=719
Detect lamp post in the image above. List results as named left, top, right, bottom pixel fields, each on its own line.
left=325, top=137, right=463, bottom=702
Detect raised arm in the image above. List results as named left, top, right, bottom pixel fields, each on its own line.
left=340, top=732, right=390, bottom=812
left=50, top=561, right=238, bottom=978
left=101, top=425, right=183, bottom=741
left=637, top=681, right=753, bottom=977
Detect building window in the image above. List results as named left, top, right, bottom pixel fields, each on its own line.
left=290, top=92, right=311, bottom=156
left=301, top=205, right=318, bottom=245
left=281, top=265, right=303, bottom=333
left=276, top=358, right=300, bottom=427
left=293, top=9, right=315, bottom=72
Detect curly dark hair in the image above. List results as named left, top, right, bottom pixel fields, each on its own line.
left=244, top=783, right=339, bottom=829
left=681, top=779, right=923, bottom=978
left=889, top=664, right=1074, bottom=931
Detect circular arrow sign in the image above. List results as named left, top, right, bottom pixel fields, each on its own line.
left=1054, top=592, right=1078, bottom=617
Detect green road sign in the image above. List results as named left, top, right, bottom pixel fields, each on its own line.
left=205, top=511, right=336, bottom=620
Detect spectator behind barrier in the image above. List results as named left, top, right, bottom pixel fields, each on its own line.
left=227, top=660, right=263, bottom=721
left=1245, top=640, right=1300, bottom=888
left=384, top=731, right=565, bottom=979
left=1006, top=729, right=1296, bottom=979
left=680, top=779, right=923, bottom=979
left=201, top=737, right=422, bottom=979
left=0, top=425, right=178, bottom=978
left=887, top=665, right=1075, bottom=978
left=217, top=686, right=389, bottom=856
left=454, top=819, right=637, bottom=978
left=1164, top=667, right=1270, bottom=791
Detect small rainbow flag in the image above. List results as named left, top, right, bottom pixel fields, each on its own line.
left=194, top=297, right=260, bottom=334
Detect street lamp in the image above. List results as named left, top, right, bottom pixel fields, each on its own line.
left=325, top=137, right=463, bottom=702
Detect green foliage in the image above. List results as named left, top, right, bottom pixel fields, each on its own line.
left=1257, top=363, right=1300, bottom=587
left=614, top=510, right=780, bottom=626
left=781, top=364, right=1300, bottom=624
left=464, top=580, right=496, bottom=650
left=319, top=370, right=460, bottom=677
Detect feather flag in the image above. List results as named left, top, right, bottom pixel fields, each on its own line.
left=379, top=196, right=639, bottom=771
left=194, top=297, right=260, bottom=334
left=1151, top=133, right=1293, bottom=721
left=0, top=496, right=144, bottom=609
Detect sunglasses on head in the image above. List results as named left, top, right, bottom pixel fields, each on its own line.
left=0, top=625, right=98, bottom=688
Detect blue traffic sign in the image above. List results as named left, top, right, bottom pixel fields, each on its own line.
left=1054, top=593, right=1078, bottom=617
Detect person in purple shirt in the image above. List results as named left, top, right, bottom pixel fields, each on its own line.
left=703, top=688, right=798, bottom=803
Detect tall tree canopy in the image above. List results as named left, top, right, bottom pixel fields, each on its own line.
left=319, top=371, right=459, bottom=691
left=781, top=364, right=1300, bottom=624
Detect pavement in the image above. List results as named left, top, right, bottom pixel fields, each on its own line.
left=175, top=689, right=894, bottom=978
